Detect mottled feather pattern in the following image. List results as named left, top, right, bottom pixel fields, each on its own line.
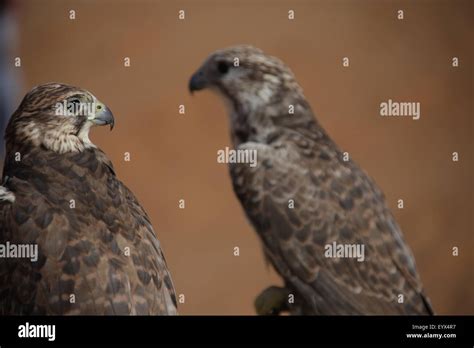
left=230, top=128, right=432, bottom=314
left=191, top=45, right=433, bottom=315
left=0, top=148, right=177, bottom=315
left=0, top=83, right=177, bottom=315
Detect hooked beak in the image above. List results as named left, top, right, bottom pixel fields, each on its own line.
left=90, top=105, right=115, bottom=130
left=189, top=69, right=208, bottom=94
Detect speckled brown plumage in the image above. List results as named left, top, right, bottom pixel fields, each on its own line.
left=0, top=83, right=177, bottom=315
left=190, top=46, right=433, bottom=315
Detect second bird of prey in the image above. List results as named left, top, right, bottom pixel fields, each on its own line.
left=189, top=45, right=432, bottom=315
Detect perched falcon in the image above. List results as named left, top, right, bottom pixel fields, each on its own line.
left=189, top=46, right=433, bottom=315
left=0, top=83, right=177, bottom=315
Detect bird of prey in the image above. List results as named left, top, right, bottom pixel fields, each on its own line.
left=189, top=45, right=433, bottom=315
left=0, top=83, right=177, bottom=315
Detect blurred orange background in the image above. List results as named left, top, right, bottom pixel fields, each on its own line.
left=4, top=0, right=473, bottom=314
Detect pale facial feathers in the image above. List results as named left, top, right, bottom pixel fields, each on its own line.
left=189, top=45, right=312, bottom=144
left=6, top=83, right=114, bottom=154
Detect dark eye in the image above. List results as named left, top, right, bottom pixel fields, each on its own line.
left=69, top=98, right=81, bottom=106
left=62, top=97, right=83, bottom=116
left=217, top=61, right=229, bottom=74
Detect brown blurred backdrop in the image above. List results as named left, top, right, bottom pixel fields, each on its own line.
left=5, top=0, right=473, bottom=314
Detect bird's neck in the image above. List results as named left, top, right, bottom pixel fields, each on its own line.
left=2, top=146, right=114, bottom=187
left=228, top=96, right=325, bottom=147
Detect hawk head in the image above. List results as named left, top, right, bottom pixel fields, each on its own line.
left=189, top=45, right=305, bottom=115
left=5, top=83, right=114, bottom=154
